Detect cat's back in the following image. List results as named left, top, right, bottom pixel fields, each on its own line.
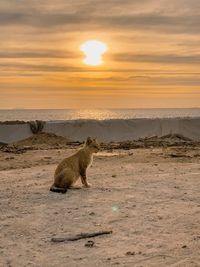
left=55, top=151, right=80, bottom=176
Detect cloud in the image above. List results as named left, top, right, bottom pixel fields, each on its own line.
left=0, top=10, right=199, bottom=34
left=0, top=62, right=83, bottom=72
left=113, top=53, right=200, bottom=64
left=0, top=49, right=77, bottom=58
left=102, top=14, right=200, bottom=34
left=0, top=0, right=199, bottom=36
left=0, top=62, right=139, bottom=73
left=0, top=12, right=87, bottom=27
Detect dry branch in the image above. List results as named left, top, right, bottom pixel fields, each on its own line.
left=51, top=230, right=112, bottom=243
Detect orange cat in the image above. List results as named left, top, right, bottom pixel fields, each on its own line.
left=50, top=137, right=100, bottom=193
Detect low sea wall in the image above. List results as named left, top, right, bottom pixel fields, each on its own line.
left=0, top=118, right=200, bottom=144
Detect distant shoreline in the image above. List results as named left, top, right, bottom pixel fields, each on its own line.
left=1, top=116, right=200, bottom=124
left=1, top=108, right=200, bottom=122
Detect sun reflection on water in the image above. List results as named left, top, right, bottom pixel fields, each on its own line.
left=74, top=109, right=118, bottom=120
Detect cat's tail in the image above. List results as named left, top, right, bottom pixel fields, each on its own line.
left=50, top=184, right=67, bottom=194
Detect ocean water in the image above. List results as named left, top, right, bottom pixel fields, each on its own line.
left=0, top=108, right=200, bottom=122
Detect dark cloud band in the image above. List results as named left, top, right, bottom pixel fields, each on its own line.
left=0, top=12, right=199, bottom=34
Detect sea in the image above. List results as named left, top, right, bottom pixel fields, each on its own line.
left=0, top=108, right=200, bottom=122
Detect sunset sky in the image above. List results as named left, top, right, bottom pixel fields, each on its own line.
left=0, top=0, right=200, bottom=109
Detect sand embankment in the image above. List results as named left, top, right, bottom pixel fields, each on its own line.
left=0, top=118, right=200, bottom=144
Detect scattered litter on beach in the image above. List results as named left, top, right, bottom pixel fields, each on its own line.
left=1, top=133, right=199, bottom=154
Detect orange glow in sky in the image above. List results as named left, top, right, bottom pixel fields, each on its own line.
left=0, top=0, right=200, bottom=109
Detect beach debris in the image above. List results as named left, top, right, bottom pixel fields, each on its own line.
left=85, top=240, right=95, bottom=247
left=169, top=153, right=190, bottom=158
left=126, top=251, right=135, bottom=256
left=100, top=134, right=197, bottom=151
left=1, top=132, right=199, bottom=152
left=1, top=145, right=31, bottom=154
left=51, top=230, right=112, bottom=243
left=29, top=120, right=45, bottom=134
left=0, top=120, right=26, bottom=125
left=181, top=245, right=188, bottom=249
left=66, top=141, right=84, bottom=146
left=5, top=157, right=15, bottom=160
left=0, top=141, right=7, bottom=146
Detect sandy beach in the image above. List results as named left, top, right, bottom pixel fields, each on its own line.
left=1, top=136, right=200, bottom=267
left=2, top=0, right=200, bottom=265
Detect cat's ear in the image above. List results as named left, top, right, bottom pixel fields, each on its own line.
left=86, top=137, right=92, bottom=145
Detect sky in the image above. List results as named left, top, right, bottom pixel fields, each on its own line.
left=0, top=0, right=200, bottom=109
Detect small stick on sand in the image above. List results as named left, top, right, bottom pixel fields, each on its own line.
left=51, top=230, right=112, bottom=243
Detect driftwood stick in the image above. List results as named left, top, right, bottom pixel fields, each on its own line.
left=51, top=230, right=112, bottom=243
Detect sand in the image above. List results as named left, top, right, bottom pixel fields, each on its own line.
left=1, top=141, right=200, bottom=267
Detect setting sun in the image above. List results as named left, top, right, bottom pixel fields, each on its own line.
left=80, top=40, right=107, bottom=66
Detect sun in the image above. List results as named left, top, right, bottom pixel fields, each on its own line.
left=80, top=40, right=107, bottom=66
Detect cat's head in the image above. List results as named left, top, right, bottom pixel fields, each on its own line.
left=85, top=137, right=100, bottom=153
